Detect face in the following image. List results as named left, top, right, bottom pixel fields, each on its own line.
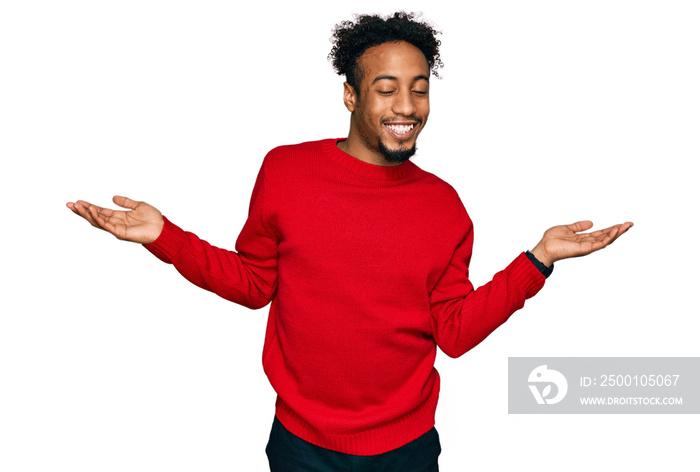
left=343, top=41, right=430, bottom=165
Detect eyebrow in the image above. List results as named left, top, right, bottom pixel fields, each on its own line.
left=371, top=74, right=430, bottom=85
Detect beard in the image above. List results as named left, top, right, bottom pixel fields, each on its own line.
left=378, top=139, right=417, bottom=163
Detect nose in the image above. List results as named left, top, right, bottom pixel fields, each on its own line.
left=392, top=89, right=416, bottom=117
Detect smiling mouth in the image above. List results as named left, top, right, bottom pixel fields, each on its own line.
left=383, top=122, right=418, bottom=140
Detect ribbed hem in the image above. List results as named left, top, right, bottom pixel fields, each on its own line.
left=322, top=138, right=418, bottom=181
left=142, top=216, right=185, bottom=264
left=274, top=374, right=440, bottom=456
left=507, top=252, right=547, bottom=299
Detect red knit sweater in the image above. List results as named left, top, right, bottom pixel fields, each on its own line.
left=143, top=138, right=546, bottom=455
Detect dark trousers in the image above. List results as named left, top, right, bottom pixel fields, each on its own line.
left=265, top=416, right=441, bottom=472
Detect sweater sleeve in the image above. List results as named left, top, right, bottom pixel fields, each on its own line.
left=429, top=198, right=545, bottom=358
left=142, top=162, right=279, bottom=310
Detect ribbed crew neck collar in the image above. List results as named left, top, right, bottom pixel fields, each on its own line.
left=323, top=138, right=417, bottom=181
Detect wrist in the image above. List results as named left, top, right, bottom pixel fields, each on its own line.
left=529, top=244, right=554, bottom=268
left=143, top=216, right=166, bottom=245
left=154, top=216, right=165, bottom=241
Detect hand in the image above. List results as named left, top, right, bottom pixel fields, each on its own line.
left=530, top=220, right=633, bottom=267
left=66, top=195, right=165, bottom=244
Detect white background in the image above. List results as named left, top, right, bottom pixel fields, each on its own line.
left=1, top=1, right=698, bottom=470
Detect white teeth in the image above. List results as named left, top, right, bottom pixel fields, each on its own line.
left=386, top=124, right=414, bottom=133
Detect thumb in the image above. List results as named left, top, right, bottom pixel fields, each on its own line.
left=566, top=220, right=594, bottom=233
left=113, top=195, right=140, bottom=210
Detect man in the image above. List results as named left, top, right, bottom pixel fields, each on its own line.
left=67, top=11, right=632, bottom=472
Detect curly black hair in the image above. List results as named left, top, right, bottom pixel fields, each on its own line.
left=328, top=11, right=443, bottom=95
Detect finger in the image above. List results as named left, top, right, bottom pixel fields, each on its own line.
left=584, top=228, right=609, bottom=238
left=566, top=220, right=594, bottom=233
left=89, top=204, right=112, bottom=230
left=89, top=204, right=127, bottom=238
left=584, top=233, right=616, bottom=254
left=74, top=202, right=101, bottom=228
left=74, top=200, right=104, bottom=218
left=66, top=202, right=79, bottom=214
left=597, top=226, right=621, bottom=249
left=587, top=221, right=633, bottom=240
left=70, top=201, right=123, bottom=236
left=620, top=221, right=634, bottom=233
left=607, top=225, right=620, bottom=240
left=578, top=225, right=618, bottom=248
left=88, top=204, right=112, bottom=229
left=75, top=200, right=96, bottom=209
left=94, top=205, right=119, bottom=219
left=607, top=223, right=633, bottom=245
left=113, top=195, right=140, bottom=210
left=73, top=200, right=120, bottom=219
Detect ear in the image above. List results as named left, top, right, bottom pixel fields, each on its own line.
left=342, top=82, right=358, bottom=112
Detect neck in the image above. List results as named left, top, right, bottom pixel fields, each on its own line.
left=337, top=131, right=403, bottom=167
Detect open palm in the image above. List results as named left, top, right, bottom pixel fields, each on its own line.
left=531, top=220, right=634, bottom=267
left=66, top=195, right=164, bottom=244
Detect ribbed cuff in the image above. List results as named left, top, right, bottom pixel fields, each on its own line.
left=525, top=250, right=554, bottom=278
left=506, top=252, right=547, bottom=299
left=142, top=216, right=186, bottom=264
